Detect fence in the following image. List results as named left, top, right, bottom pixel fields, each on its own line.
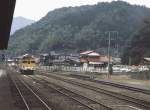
left=38, top=65, right=108, bottom=73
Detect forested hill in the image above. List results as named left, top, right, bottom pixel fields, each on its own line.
left=11, top=17, right=34, bottom=35
left=8, top=1, right=150, bottom=54
left=122, top=19, right=150, bottom=65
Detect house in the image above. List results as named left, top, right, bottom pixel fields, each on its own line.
left=143, top=57, right=150, bottom=65
left=63, top=57, right=81, bottom=66
left=80, top=50, right=113, bottom=68
left=112, top=57, right=121, bottom=65
left=39, top=52, right=80, bottom=66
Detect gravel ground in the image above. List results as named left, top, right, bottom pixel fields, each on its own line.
left=36, top=74, right=144, bottom=110
left=39, top=70, right=150, bottom=89
left=49, top=72, right=150, bottom=102
left=1, top=66, right=148, bottom=110
left=21, top=74, right=95, bottom=110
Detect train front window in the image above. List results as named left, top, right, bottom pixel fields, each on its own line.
left=22, top=61, right=27, bottom=63
left=31, top=61, right=35, bottom=63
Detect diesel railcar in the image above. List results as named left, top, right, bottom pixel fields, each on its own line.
left=19, top=54, right=37, bottom=74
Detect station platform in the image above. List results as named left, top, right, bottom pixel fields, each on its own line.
left=0, top=69, right=14, bottom=110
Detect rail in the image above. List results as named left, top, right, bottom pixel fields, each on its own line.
left=40, top=74, right=150, bottom=110
left=8, top=73, right=51, bottom=110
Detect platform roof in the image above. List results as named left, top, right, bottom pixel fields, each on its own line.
left=0, top=0, right=16, bottom=49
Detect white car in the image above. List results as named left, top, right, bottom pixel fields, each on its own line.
left=138, top=66, right=149, bottom=71
left=119, top=68, right=131, bottom=72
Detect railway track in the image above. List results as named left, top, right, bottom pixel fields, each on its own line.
left=27, top=75, right=114, bottom=110
left=40, top=74, right=150, bottom=110
left=65, top=73, right=150, bottom=95
left=92, top=79, right=150, bottom=95
left=8, top=73, right=52, bottom=110
left=38, top=70, right=150, bottom=95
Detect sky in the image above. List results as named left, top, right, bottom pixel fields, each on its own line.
left=14, top=0, right=150, bottom=21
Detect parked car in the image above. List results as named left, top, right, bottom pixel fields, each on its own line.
left=138, top=66, right=149, bottom=71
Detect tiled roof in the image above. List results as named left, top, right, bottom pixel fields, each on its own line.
left=144, top=58, right=150, bottom=61
left=80, top=50, right=94, bottom=55
left=80, top=56, right=113, bottom=63
left=88, top=52, right=100, bottom=56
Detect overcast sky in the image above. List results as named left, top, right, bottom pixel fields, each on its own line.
left=14, top=0, right=150, bottom=21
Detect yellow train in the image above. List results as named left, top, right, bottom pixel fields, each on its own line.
left=19, top=54, right=37, bottom=74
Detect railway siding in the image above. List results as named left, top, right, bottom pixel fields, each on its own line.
left=21, top=75, right=110, bottom=110
left=47, top=72, right=150, bottom=102
left=35, top=74, right=145, bottom=110
left=38, top=73, right=150, bottom=110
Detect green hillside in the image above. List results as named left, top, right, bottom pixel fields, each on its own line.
left=122, top=19, right=150, bottom=65
left=8, top=1, right=150, bottom=55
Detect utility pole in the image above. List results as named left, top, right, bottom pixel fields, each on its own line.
left=129, top=56, right=132, bottom=66
left=116, top=44, right=119, bottom=57
left=115, top=32, right=119, bottom=57
left=108, top=32, right=111, bottom=78
left=106, top=31, right=118, bottom=78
